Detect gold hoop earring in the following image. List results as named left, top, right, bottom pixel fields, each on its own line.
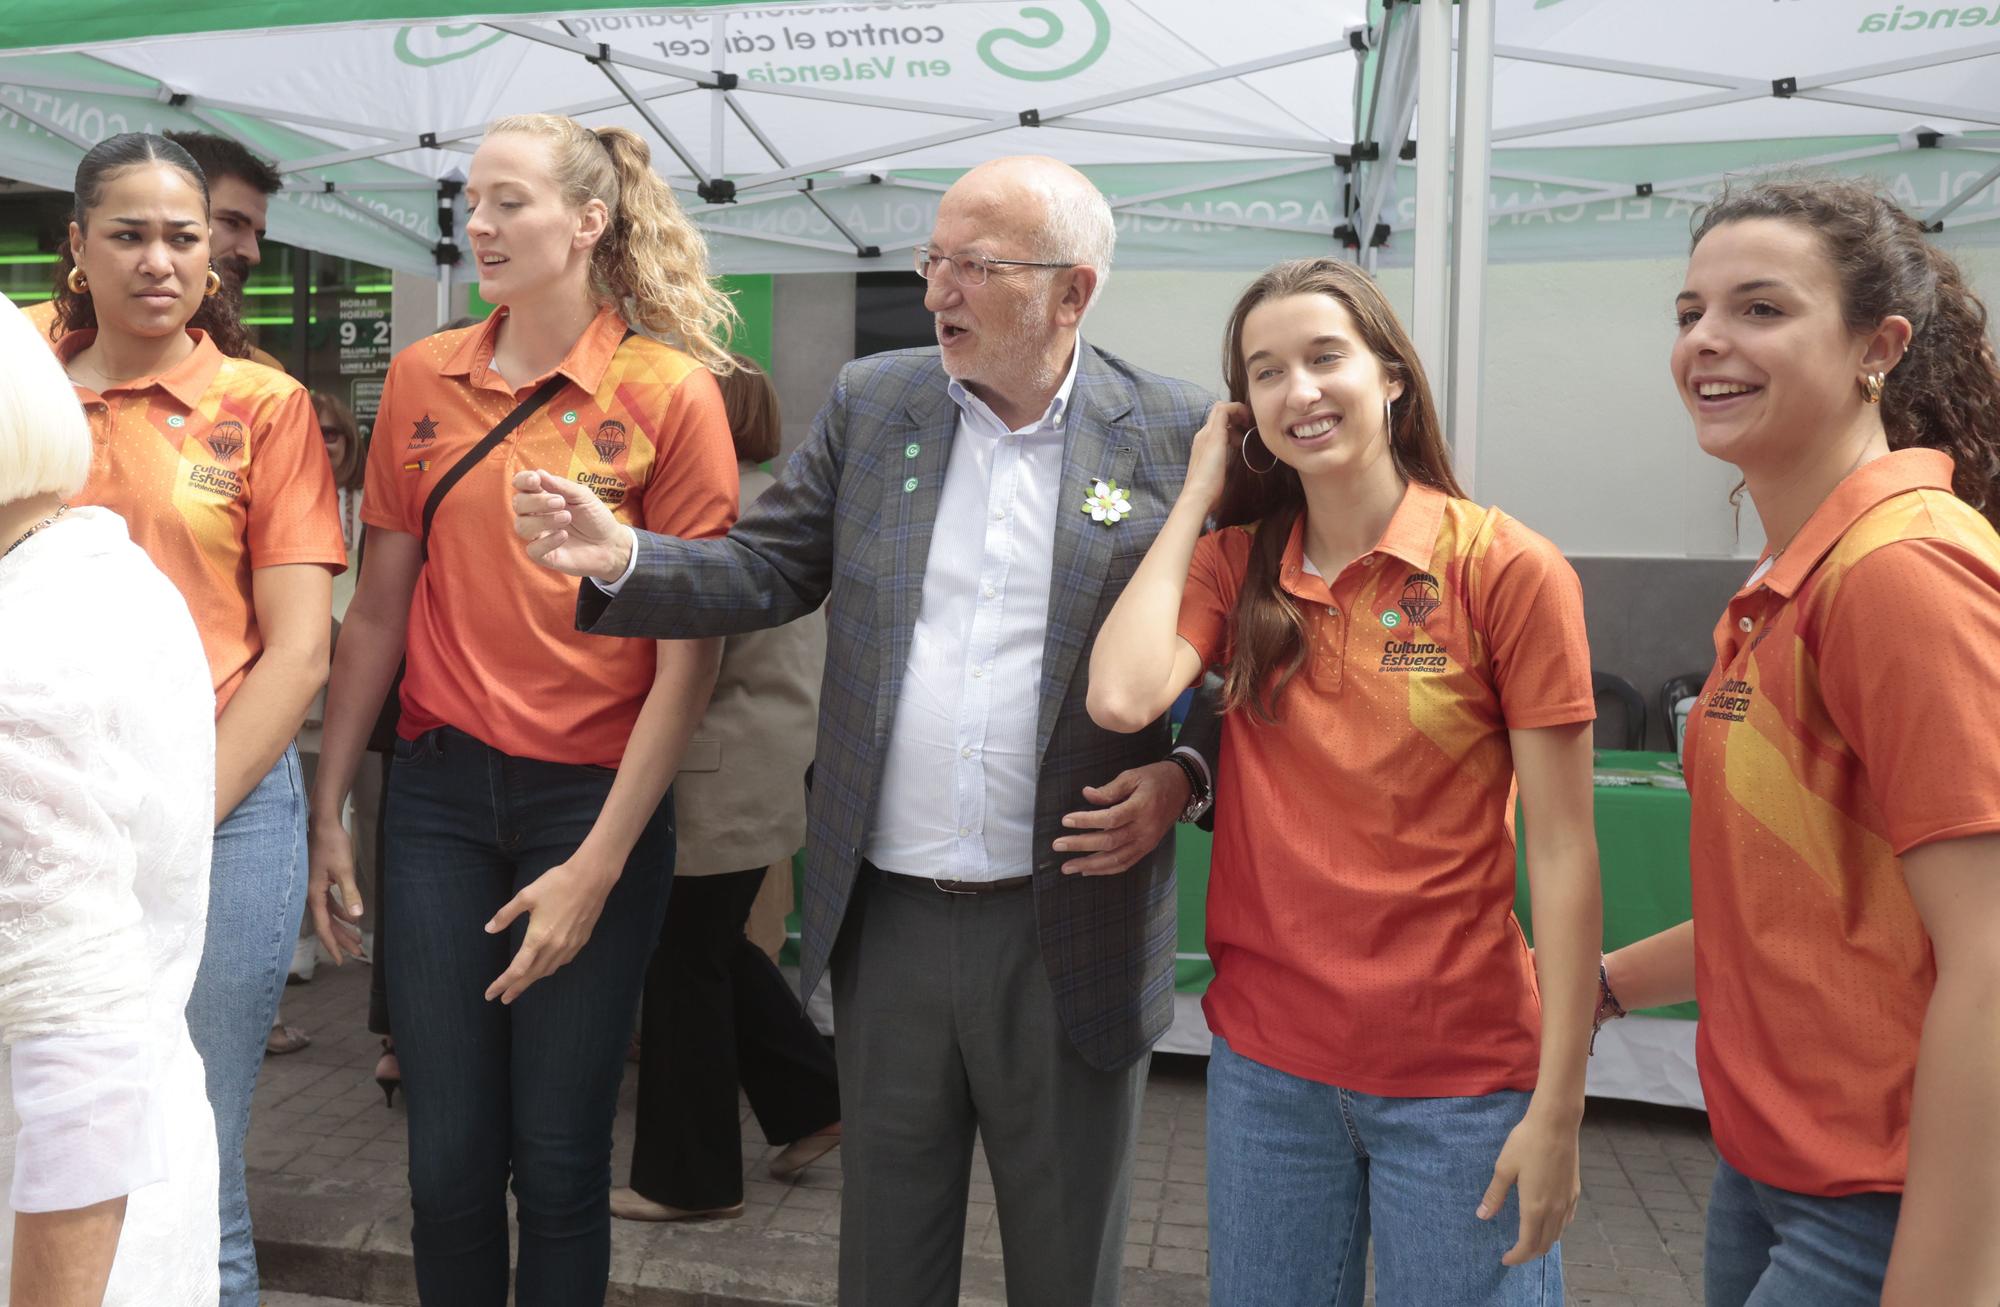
left=1383, top=394, right=1395, bottom=438
left=204, top=269, right=223, bottom=299
left=1240, top=427, right=1277, bottom=475
left=66, top=265, right=87, bottom=294
left=1860, top=372, right=1886, bottom=405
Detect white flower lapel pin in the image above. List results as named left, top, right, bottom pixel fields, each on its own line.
left=1081, top=478, right=1132, bottom=526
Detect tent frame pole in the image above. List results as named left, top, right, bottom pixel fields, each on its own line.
left=1412, top=0, right=1453, bottom=392
left=1448, top=0, right=1493, bottom=493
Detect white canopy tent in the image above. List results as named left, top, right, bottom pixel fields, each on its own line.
left=0, top=0, right=1377, bottom=316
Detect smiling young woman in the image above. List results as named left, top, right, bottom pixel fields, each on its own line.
left=304, top=113, right=739, bottom=1304
left=1087, top=257, right=1602, bottom=1306
left=51, top=131, right=347, bottom=1307
left=1603, top=178, right=2000, bottom=1307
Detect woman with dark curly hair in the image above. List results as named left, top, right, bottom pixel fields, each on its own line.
left=1602, top=178, right=2000, bottom=1307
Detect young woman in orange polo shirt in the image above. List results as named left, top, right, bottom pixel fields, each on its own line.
left=50, top=132, right=347, bottom=1307
left=305, top=114, right=737, bottom=1305
left=1090, top=258, right=1601, bottom=1305
left=1598, top=180, right=2000, bottom=1307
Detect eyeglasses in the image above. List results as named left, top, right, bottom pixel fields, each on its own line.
left=913, top=245, right=1075, bottom=287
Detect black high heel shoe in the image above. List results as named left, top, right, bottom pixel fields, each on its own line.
left=375, top=1037, right=401, bottom=1108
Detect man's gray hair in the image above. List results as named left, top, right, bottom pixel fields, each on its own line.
left=1034, top=171, right=1117, bottom=313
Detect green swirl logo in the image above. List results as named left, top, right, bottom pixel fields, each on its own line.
left=394, top=24, right=508, bottom=68
left=978, top=0, right=1111, bottom=82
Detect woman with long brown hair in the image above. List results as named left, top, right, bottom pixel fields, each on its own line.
left=304, top=113, right=737, bottom=1304
left=1598, top=179, right=2000, bottom=1307
left=1089, top=258, right=1601, bottom=1304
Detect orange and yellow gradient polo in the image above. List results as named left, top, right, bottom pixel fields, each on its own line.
left=61, top=328, right=347, bottom=714
left=362, top=306, right=737, bottom=770
left=1686, top=447, right=2000, bottom=1197
left=1177, top=484, right=1596, bottom=1096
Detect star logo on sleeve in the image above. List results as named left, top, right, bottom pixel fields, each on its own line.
left=410, top=415, right=439, bottom=449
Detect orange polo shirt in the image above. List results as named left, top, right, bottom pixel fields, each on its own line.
left=1178, top=484, right=1595, bottom=1096
left=1686, top=447, right=2000, bottom=1198
left=362, top=306, right=737, bottom=769
left=62, top=329, right=347, bottom=714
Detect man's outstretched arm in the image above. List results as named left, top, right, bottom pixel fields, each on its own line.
left=514, top=371, right=850, bottom=641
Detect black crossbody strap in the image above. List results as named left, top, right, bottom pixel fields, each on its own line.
left=418, top=330, right=635, bottom=563
left=419, top=372, right=567, bottom=563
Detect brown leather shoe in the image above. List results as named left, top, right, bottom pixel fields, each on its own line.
left=608, top=1187, right=743, bottom=1222
left=768, top=1123, right=842, bottom=1181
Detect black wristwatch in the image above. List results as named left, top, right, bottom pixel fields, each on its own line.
left=1166, top=750, right=1212, bottom=824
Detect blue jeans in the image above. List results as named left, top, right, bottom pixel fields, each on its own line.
left=1207, top=1036, right=1560, bottom=1307
left=1704, top=1157, right=1900, bottom=1306
left=184, top=742, right=311, bottom=1307
left=384, top=726, right=675, bottom=1307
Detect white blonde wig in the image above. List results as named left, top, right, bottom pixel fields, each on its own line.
left=0, top=295, right=90, bottom=506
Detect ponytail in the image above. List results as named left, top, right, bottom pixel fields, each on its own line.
left=593, top=127, right=738, bottom=375
left=1692, top=178, right=2000, bottom=527
left=486, top=114, right=738, bottom=375
left=1895, top=243, right=2000, bottom=522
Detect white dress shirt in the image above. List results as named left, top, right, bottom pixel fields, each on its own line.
left=865, top=347, right=1082, bottom=881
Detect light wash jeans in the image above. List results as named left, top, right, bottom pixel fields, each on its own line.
left=1206, top=1035, right=1560, bottom=1307
left=185, top=743, right=311, bottom=1307
left=1704, top=1157, right=1900, bottom=1307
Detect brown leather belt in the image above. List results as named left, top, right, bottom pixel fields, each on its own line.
left=866, top=862, right=1033, bottom=895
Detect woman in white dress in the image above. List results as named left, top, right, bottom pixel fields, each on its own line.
left=0, top=294, right=220, bottom=1305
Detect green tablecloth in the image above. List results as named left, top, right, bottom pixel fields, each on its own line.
left=790, top=750, right=1696, bottom=1019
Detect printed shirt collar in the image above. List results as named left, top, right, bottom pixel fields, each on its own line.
left=443, top=304, right=629, bottom=395
left=56, top=328, right=224, bottom=409
left=945, top=338, right=1082, bottom=436
left=1758, top=447, right=1955, bottom=598
left=1279, top=482, right=1447, bottom=598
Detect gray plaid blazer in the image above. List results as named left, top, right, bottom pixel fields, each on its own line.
left=577, top=342, right=1210, bottom=1071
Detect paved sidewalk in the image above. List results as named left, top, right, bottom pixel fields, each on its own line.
left=251, top=958, right=1713, bottom=1305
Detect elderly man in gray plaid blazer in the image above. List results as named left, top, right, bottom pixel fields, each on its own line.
left=513, top=156, right=1214, bottom=1306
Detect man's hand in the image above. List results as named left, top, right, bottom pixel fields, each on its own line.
left=1054, top=760, right=1191, bottom=875
left=511, top=469, right=633, bottom=583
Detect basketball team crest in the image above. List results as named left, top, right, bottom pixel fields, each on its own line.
left=591, top=419, right=629, bottom=463
left=206, top=420, right=246, bottom=461
left=1398, top=572, right=1441, bottom=625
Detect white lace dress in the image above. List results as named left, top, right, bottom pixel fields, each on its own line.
left=0, top=506, right=220, bottom=1304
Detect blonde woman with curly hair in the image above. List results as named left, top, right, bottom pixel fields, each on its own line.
left=303, top=114, right=739, bottom=1303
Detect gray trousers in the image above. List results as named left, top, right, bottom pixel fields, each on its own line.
left=830, top=867, right=1150, bottom=1307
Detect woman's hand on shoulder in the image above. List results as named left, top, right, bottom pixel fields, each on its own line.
left=1183, top=401, right=1251, bottom=517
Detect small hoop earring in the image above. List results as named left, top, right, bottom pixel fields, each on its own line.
left=1240, top=426, right=1277, bottom=474
left=1860, top=372, right=1886, bottom=405
left=204, top=268, right=223, bottom=299
left=67, top=265, right=87, bottom=294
